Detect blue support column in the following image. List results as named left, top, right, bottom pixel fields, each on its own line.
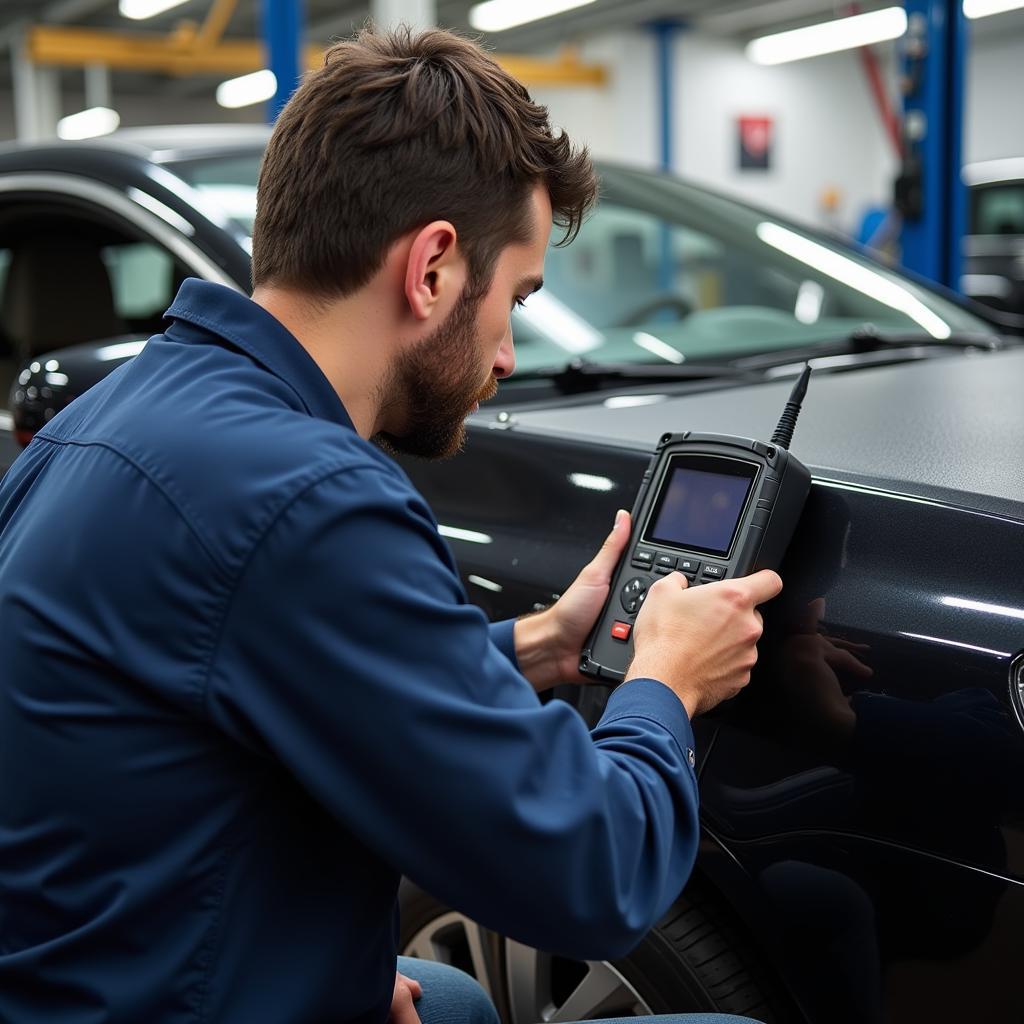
left=899, top=0, right=969, bottom=290
left=652, top=20, right=679, bottom=293
left=263, top=0, right=304, bottom=123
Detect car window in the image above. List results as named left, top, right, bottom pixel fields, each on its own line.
left=161, top=153, right=998, bottom=373
left=101, top=242, right=177, bottom=320
left=169, top=153, right=260, bottom=236
left=509, top=169, right=997, bottom=372
left=974, top=184, right=1024, bottom=235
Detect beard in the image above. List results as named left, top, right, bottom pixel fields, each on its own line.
left=374, top=287, right=498, bottom=461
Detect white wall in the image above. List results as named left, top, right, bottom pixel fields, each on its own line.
left=534, top=23, right=1024, bottom=234
left=672, top=33, right=898, bottom=232
left=0, top=88, right=264, bottom=143
left=965, top=30, right=1024, bottom=162
left=530, top=31, right=659, bottom=172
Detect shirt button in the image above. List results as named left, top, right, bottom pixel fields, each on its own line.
left=687, top=748, right=696, bottom=768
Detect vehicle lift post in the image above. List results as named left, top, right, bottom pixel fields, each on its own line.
left=897, top=0, right=969, bottom=292
left=263, top=0, right=303, bottom=121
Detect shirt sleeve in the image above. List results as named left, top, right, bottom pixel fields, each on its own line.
left=204, top=464, right=699, bottom=960
left=488, top=619, right=518, bottom=666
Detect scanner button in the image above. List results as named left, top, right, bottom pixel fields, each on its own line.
left=654, top=566, right=673, bottom=576
left=632, top=548, right=655, bottom=568
left=677, top=557, right=701, bottom=576
left=619, top=577, right=649, bottom=614
left=655, top=554, right=676, bottom=570
left=611, top=621, right=632, bottom=641
left=751, top=508, right=771, bottom=528
left=756, top=499, right=773, bottom=510
left=702, top=563, right=727, bottom=580
left=760, top=479, right=780, bottom=502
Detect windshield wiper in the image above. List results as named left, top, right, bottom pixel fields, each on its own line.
left=525, top=358, right=746, bottom=395
left=734, top=325, right=1001, bottom=371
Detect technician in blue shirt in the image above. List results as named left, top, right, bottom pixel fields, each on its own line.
left=0, top=26, right=781, bottom=1024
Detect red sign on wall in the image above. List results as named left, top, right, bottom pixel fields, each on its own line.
left=738, top=115, right=774, bottom=171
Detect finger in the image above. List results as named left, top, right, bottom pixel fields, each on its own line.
left=651, top=570, right=688, bottom=592
left=825, top=646, right=874, bottom=678
left=737, top=569, right=783, bottom=606
left=397, top=973, right=422, bottom=999
left=390, top=982, right=422, bottom=1024
left=823, top=636, right=872, bottom=653
left=581, top=509, right=631, bottom=585
left=795, top=596, right=825, bottom=635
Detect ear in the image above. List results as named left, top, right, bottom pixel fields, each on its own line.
left=403, top=221, right=467, bottom=321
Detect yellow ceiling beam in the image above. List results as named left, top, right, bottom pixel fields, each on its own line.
left=26, top=24, right=607, bottom=87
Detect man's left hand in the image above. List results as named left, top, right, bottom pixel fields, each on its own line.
left=514, top=509, right=631, bottom=691
left=388, top=970, right=423, bottom=1024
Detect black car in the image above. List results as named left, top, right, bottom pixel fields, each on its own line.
left=963, top=158, right=1024, bottom=320
left=2, top=129, right=1022, bottom=1024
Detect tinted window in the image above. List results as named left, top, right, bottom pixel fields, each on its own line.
left=974, top=184, right=1024, bottom=235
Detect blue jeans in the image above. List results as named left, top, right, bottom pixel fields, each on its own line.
left=395, top=957, right=764, bottom=1024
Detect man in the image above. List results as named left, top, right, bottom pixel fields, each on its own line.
left=0, top=26, right=780, bottom=1024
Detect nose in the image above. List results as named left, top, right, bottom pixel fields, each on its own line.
left=493, top=324, right=516, bottom=379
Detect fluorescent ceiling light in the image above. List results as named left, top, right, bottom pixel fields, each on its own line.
left=217, top=69, right=276, bottom=110
left=632, top=331, right=685, bottom=364
left=747, top=7, right=908, bottom=65
left=469, top=0, right=597, bottom=33
left=514, top=290, right=603, bottom=354
left=756, top=221, right=951, bottom=338
left=96, top=340, right=147, bottom=362
left=568, top=473, right=615, bottom=492
left=57, top=106, right=120, bottom=140
left=941, top=596, right=1024, bottom=621
left=119, top=0, right=190, bottom=19
left=964, top=0, right=1024, bottom=17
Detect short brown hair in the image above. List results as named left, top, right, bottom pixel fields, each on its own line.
left=251, top=25, right=597, bottom=299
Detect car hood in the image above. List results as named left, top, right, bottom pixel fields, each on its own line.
left=477, top=348, right=1024, bottom=521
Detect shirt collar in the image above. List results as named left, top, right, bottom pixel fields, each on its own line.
left=164, top=278, right=354, bottom=430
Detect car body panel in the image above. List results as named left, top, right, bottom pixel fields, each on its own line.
left=4, top=129, right=1024, bottom=1022
left=399, top=351, right=1024, bottom=1024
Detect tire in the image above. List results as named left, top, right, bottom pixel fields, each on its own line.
left=399, top=879, right=795, bottom=1023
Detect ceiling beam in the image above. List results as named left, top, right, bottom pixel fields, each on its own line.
left=27, top=22, right=607, bottom=85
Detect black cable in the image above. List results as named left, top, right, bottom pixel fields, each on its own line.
left=770, top=363, right=811, bottom=450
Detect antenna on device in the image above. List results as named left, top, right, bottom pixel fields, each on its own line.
left=770, top=363, right=812, bottom=450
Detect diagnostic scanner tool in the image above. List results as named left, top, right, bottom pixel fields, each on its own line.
left=581, top=365, right=813, bottom=683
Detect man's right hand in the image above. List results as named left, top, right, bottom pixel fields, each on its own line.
left=625, top=569, right=783, bottom=719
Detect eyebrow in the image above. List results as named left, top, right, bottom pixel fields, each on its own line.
left=516, top=276, right=544, bottom=297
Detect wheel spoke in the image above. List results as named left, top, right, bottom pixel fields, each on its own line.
left=464, top=919, right=495, bottom=998
left=404, top=933, right=438, bottom=960
left=402, top=912, right=496, bottom=997
left=505, top=940, right=554, bottom=1024
left=548, top=962, right=633, bottom=1022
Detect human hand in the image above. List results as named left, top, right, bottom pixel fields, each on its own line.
left=513, top=508, right=632, bottom=690
left=626, top=569, right=783, bottom=719
left=388, top=970, right=422, bottom=1024
left=776, top=597, right=872, bottom=742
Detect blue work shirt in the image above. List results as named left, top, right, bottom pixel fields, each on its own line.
left=0, top=280, right=700, bottom=1023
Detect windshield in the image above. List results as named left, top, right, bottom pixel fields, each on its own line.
left=167, top=153, right=997, bottom=371
left=170, top=151, right=261, bottom=236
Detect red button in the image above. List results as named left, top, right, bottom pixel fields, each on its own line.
left=611, top=621, right=632, bottom=641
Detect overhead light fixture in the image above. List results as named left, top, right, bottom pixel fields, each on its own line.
left=747, top=7, right=908, bottom=65
left=119, top=0, right=190, bottom=19
left=632, top=331, right=685, bottom=364
left=468, top=0, right=598, bottom=33
left=216, top=69, right=277, bottom=109
left=57, top=106, right=120, bottom=140
left=756, top=221, right=951, bottom=338
left=964, top=0, right=1024, bottom=18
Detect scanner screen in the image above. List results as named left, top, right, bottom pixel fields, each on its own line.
left=646, top=460, right=756, bottom=557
